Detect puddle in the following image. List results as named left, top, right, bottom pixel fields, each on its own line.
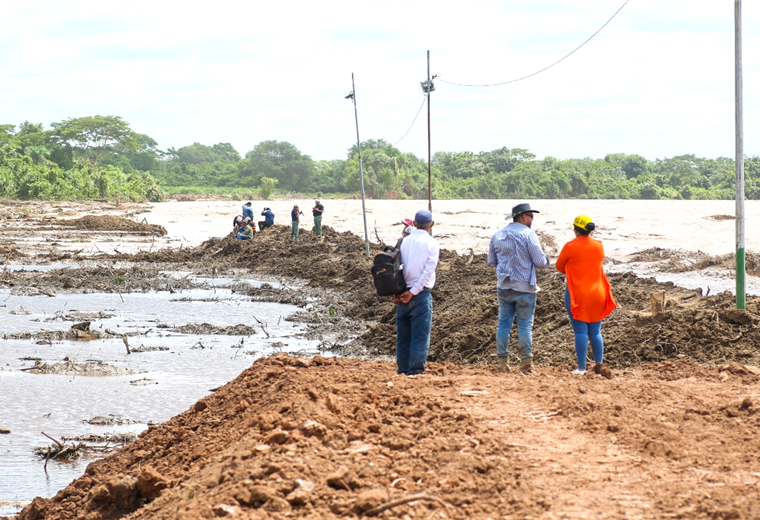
left=161, top=271, right=288, bottom=289
left=0, top=269, right=345, bottom=516
left=1, top=265, right=73, bottom=273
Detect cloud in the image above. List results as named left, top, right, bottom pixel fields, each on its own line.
left=0, top=0, right=758, bottom=162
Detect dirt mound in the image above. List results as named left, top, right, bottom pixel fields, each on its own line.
left=14, top=354, right=760, bottom=520
left=17, top=355, right=540, bottom=520
left=59, top=215, right=166, bottom=236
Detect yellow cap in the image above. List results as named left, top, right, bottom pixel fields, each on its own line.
left=573, top=215, right=593, bottom=230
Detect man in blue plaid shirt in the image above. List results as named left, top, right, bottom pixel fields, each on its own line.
left=488, top=203, right=550, bottom=374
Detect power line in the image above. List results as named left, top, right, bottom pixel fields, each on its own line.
left=393, top=95, right=427, bottom=146
left=438, top=0, right=629, bottom=88
left=357, top=111, right=374, bottom=142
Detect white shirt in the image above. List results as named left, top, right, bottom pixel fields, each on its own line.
left=399, top=228, right=440, bottom=295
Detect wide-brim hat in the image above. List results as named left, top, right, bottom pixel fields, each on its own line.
left=508, top=202, right=539, bottom=219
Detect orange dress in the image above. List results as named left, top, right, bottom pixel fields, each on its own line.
left=556, top=236, right=616, bottom=323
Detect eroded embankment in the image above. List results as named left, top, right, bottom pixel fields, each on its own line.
left=109, top=224, right=760, bottom=370
left=7, top=217, right=760, bottom=520
left=13, top=355, right=760, bottom=520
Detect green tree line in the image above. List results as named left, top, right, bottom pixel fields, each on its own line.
left=3, top=115, right=760, bottom=201
left=0, top=116, right=164, bottom=201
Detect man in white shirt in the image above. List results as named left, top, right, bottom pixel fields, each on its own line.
left=394, top=209, right=440, bottom=376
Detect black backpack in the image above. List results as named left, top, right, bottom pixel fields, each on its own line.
left=371, top=239, right=406, bottom=296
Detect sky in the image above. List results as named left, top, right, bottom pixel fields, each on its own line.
left=1, top=0, right=758, bottom=162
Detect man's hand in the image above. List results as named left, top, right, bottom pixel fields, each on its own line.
left=394, top=290, right=412, bottom=305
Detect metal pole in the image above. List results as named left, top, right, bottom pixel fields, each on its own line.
left=735, top=0, right=746, bottom=309
left=426, top=50, right=432, bottom=212
left=351, top=73, right=371, bottom=258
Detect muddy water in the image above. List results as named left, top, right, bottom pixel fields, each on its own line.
left=0, top=273, right=332, bottom=516
left=141, top=199, right=760, bottom=296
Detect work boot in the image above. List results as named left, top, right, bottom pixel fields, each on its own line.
left=497, top=356, right=508, bottom=373
left=519, top=356, right=533, bottom=375
left=594, top=363, right=613, bottom=379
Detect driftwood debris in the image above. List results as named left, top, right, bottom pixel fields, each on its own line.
left=251, top=315, right=270, bottom=338
left=650, top=290, right=666, bottom=315
left=39, top=431, right=85, bottom=470
left=36, top=431, right=131, bottom=469
left=363, top=493, right=452, bottom=516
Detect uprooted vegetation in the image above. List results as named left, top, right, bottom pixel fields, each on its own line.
left=116, top=224, right=760, bottom=370
left=5, top=224, right=760, bottom=370
left=7, top=214, right=760, bottom=520
left=57, top=216, right=166, bottom=236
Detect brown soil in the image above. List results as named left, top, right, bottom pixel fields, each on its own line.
left=57, top=215, right=166, bottom=236
left=6, top=208, right=760, bottom=520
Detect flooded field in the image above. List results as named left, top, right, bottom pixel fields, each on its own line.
left=0, top=267, right=356, bottom=516
left=4, top=200, right=760, bottom=520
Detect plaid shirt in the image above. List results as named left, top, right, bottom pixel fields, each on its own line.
left=488, top=222, right=549, bottom=292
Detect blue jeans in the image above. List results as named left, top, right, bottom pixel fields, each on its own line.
left=396, top=290, right=433, bottom=375
left=496, top=288, right=536, bottom=360
left=564, top=287, right=604, bottom=370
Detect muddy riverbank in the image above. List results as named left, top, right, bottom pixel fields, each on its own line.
left=3, top=199, right=760, bottom=519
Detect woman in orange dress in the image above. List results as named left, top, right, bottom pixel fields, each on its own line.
left=556, top=215, right=616, bottom=376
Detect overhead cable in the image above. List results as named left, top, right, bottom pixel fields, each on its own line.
left=438, top=0, right=629, bottom=88
left=394, top=95, right=427, bottom=146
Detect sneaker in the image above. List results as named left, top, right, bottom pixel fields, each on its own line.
left=570, top=369, right=586, bottom=375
